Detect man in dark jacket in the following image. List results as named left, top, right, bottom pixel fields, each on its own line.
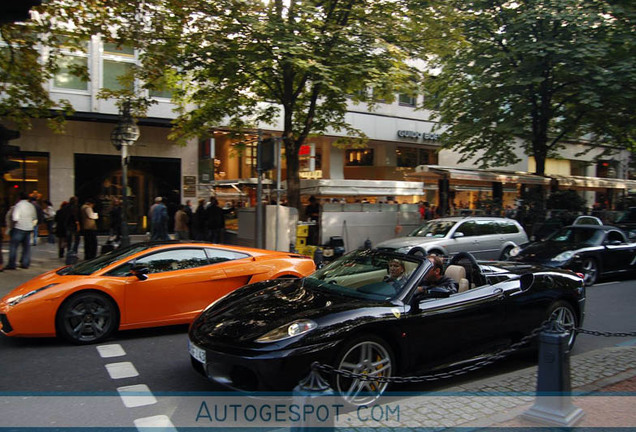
left=205, top=197, right=225, bottom=243
left=417, top=254, right=458, bottom=294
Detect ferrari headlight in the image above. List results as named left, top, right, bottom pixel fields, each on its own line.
left=256, top=319, right=317, bottom=343
left=509, top=246, right=521, bottom=257
left=553, top=251, right=575, bottom=262
left=6, top=283, right=59, bottom=306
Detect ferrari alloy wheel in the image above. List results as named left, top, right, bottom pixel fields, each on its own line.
left=333, top=336, right=394, bottom=406
left=56, top=292, right=119, bottom=345
left=547, top=301, right=578, bottom=350
left=581, top=258, right=598, bottom=286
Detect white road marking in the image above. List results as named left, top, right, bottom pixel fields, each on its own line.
left=134, top=415, right=177, bottom=431
left=106, top=362, right=139, bottom=379
left=96, top=344, right=126, bottom=358
left=117, top=384, right=158, bottom=408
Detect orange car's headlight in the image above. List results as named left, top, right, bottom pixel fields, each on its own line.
left=6, top=283, right=59, bottom=306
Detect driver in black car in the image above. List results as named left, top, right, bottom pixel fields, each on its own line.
left=416, top=254, right=458, bottom=295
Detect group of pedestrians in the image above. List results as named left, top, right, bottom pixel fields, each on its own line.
left=179, top=196, right=227, bottom=243
left=0, top=193, right=232, bottom=271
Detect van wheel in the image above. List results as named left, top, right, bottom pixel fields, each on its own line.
left=500, top=246, right=513, bottom=261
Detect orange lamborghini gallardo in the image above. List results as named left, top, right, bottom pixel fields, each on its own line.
left=0, top=241, right=315, bottom=344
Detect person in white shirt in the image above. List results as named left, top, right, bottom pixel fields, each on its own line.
left=6, top=192, right=38, bottom=269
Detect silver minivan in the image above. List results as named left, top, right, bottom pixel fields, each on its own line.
left=376, top=216, right=529, bottom=260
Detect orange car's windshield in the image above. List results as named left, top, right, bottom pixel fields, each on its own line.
left=58, top=244, right=151, bottom=276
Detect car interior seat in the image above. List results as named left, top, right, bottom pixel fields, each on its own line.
left=444, top=265, right=470, bottom=293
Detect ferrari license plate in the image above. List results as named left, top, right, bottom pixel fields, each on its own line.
left=189, top=341, right=206, bottom=364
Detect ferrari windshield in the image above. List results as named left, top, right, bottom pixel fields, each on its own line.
left=546, top=227, right=605, bottom=246
left=305, top=250, right=424, bottom=301
left=408, top=220, right=457, bottom=238
left=58, top=243, right=152, bottom=276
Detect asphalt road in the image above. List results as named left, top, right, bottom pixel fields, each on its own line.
left=1, top=259, right=635, bottom=429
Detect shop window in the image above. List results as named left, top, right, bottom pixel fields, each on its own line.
left=346, top=149, right=374, bottom=166
left=1, top=153, right=49, bottom=206
left=397, top=147, right=438, bottom=168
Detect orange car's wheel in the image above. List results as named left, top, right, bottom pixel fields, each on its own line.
left=56, top=292, right=119, bottom=345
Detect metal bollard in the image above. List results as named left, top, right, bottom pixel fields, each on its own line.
left=290, top=364, right=336, bottom=431
left=313, top=247, right=323, bottom=268
left=522, top=328, right=584, bottom=426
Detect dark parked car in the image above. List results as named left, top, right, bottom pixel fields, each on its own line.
left=189, top=249, right=585, bottom=405
left=510, top=225, right=636, bottom=286
left=613, top=207, right=636, bottom=240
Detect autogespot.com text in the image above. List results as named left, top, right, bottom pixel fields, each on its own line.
left=2, top=392, right=635, bottom=429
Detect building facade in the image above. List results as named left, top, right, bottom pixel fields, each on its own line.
left=2, top=35, right=633, bottom=235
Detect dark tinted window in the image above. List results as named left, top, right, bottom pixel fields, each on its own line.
left=205, top=248, right=250, bottom=263
left=456, top=221, right=478, bottom=237
left=107, top=248, right=210, bottom=276
left=498, top=220, right=520, bottom=234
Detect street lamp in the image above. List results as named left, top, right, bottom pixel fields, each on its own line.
left=110, top=101, right=140, bottom=247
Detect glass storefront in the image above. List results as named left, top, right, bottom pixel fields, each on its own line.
left=74, top=154, right=181, bottom=234
left=1, top=152, right=50, bottom=208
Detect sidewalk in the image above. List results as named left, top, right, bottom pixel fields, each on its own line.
left=3, top=240, right=636, bottom=429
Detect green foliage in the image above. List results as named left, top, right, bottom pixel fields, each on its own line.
left=424, top=0, right=636, bottom=176
left=105, top=0, right=428, bottom=209
left=546, top=190, right=587, bottom=211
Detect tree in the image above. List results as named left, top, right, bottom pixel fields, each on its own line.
left=105, top=0, right=426, bottom=211
left=0, top=1, right=114, bottom=131
left=423, top=0, right=636, bottom=177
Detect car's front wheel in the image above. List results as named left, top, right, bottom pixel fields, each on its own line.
left=546, top=301, right=578, bottom=350
left=581, top=258, right=599, bottom=286
left=332, top=335, right=394, bottom=406
left=56, top=292, right=119, bottom=345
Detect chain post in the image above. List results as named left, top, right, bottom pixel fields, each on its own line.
left=291, top=362, right=336, bottom=431
left=522, top=326, right=584, bottom=426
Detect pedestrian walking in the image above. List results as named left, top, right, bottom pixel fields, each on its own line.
left=80, top=198, right=99, bottom=260
left=174, top=204, right=189, bottom=240
left=64, top=196, right=81, bottom=260
left=109, top=198, right=122, bottom=243
left=29, top=193, right=45, bottom=246
left=6, top=192, right=38, bottom=269
left=184, top=199, right=194, bottom=239
left=43, top=199, right=56, bottom=244
left=54, top=201, right=69, bottom=258
left=204, top=197, right=225, bottom=243
left=192, top=198, right=206, bottom=240
left=150, top=196, right=169, bottom=241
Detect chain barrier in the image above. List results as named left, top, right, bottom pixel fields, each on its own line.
left=312, top=322, right=636, bottom=385
left=575, top=328, right=636, bottom=338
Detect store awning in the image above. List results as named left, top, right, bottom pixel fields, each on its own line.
left=409, top=165, right=547, bottom=185
left=299, top=179, right=424, bottom=196
left=409, top=166, right=636, bottom=190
